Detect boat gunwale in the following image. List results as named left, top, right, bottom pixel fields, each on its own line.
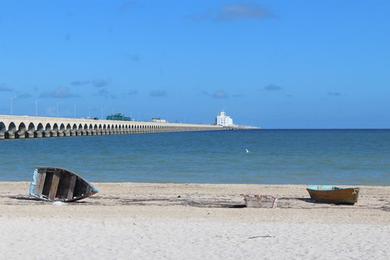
left=306, top=187, right=359, bottom=192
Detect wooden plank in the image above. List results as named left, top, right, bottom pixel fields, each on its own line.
left=48, top=172, right=61, bottom=200
left=244, top=195, right=277, bottom=208
left=36, top=172, right=46, bottom=194
left=66, top=175, right=77, bottom=200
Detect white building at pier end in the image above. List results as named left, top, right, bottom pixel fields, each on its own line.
left=215, top=111, right=234, bottom=127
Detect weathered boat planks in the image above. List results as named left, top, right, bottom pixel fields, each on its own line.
left=29, top=167, right=98, bottom=202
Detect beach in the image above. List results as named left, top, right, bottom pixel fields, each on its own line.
left=1, top=182, right=390, bottom=259
left=2, top=0, right=389, bottom=259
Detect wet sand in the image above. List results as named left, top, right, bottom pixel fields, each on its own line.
left=1, top=182, right=390, bottom=259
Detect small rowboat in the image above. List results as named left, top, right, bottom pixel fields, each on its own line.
left=306, top=185, right=359, bottom=205
left=29, top=167, right=98, bottom=202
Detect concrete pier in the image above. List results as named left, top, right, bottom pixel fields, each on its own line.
left=0, top=115, right=237, bottom=141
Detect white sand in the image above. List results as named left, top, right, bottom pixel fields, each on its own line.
left=1, top=182, right=390, bottom=259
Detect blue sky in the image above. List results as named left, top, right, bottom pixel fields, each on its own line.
left=0, top=0, right=389, bottom=128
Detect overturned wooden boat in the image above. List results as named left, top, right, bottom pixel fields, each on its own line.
left=29, top=167, right=98, bottom=202
left=307, top=185, right=359, bottom=205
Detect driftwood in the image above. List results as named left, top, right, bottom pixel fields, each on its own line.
left=16, top=187, right=281, bottom=208
left=243, top=195, right=277, bottom=208
left=117, top=197, right=246, bottom=208
left=117, top=195, right=278, bottom=208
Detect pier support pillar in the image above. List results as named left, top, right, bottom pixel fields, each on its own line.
left=6, top=131, right=15, bottom=139
left=35, top=131, right=43, bottom=138
left=16, top=131, right=26, bottom=139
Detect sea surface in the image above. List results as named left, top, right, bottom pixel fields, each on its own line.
left=0, top=130, right=389, bottom=185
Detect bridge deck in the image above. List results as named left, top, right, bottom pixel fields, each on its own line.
left=0, top=115, right=235, bottom=140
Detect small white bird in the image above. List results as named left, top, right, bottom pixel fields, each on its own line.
left=245, top=148, right=250, bottom=154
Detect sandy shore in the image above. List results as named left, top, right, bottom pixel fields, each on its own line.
left=1, top=182, right=390, bottom=259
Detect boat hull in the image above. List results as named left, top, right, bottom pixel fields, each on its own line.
left=29, top=167, right=98, bottom=202
left=307, top=187, right=359, bottom=205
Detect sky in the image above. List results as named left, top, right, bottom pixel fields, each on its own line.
left=0, top=0, right=389, bottom=128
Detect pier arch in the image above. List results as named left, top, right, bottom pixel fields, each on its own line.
left=18, top=122, right=26, bottom=131
left=17, top=122, right=26, bottom=138
left=76, top=124, right=82, bottom=135
left=27, top=122, right=35, bottom=138
left=6, top=122, right=16, bottom=138
left=36, top=123, right=44, bottom=134
left=9, top=122, right=16, bottom=131
left=65, top=124, right=71, bottom=136
left=36, top=123, right=44, bottom=138
left=0, top=122, right=5, bottom=134
left=97, top=124, right=102, bottom=135
left=88, top=124, right=93, bottom=135
left=51, top=123, right=59, bottom=137
left=43, top=123, right=51, bottom=137
left=83, top=124, right=88, bottom=135
left=28, top=123, right=35, bottom=132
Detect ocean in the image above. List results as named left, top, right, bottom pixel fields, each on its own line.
left=0, top=130, right=389, bottom=185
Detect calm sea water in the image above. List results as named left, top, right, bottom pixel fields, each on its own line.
left=0, top=130, right=389, bottom=185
